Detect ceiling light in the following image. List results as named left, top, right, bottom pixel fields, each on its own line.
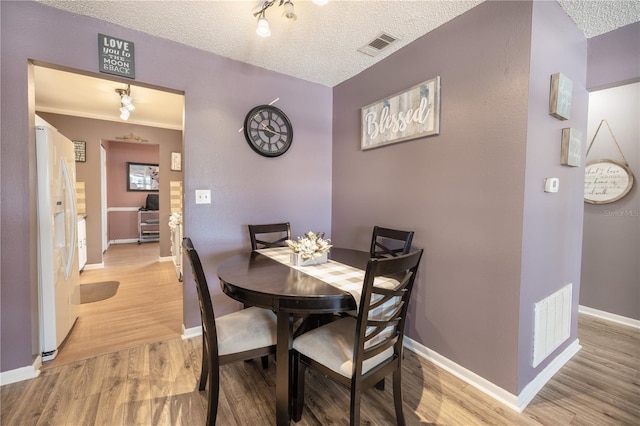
left=253, top=0, right=327, bottom=37
left=256, top=13, right=271, bottom=37
left=282, top=1, right=296, bottom=21
left=115, top=84, right=135, bottom=120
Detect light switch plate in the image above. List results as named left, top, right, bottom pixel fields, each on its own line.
left=544, top=178, right=559, bottom=193
left=195, top=189, right=211, bottom=204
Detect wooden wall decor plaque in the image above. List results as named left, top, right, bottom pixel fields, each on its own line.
left=584, top=159, right=634, bottom=204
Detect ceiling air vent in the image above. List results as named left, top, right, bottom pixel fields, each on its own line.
left=358, top=32, right=399, bottom=57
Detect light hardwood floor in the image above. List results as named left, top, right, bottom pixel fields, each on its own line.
left=41, top=242, right=183, bottom=368
left=1, top=248, right=638, bottom=424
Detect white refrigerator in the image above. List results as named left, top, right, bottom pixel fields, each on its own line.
left=35, top=116, right=80, bottom=361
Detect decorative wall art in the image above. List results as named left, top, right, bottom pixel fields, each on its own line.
left=549, top=72, right=572, bottom=120
left=73, top=140, right=86, bottom=162
left=127, top=162, right=159, bottom=192
left=361, top=76, right=440, bottom=150
left=171, top=152, right=182, bottom=171
left=584, top=119, right=635, bottom=204
left=560, top=128, right=581, bottom=167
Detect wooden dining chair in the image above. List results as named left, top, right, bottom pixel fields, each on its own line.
left=182, top=237, right=277, bottom=426
left=291, top=249, right=423, bottom=425
left=370, top=226, right=414, bottom=258
left=248, top=222, right=291, bottom=250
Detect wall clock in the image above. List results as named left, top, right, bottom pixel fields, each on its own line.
left=243, top=105, right=293, bottom=157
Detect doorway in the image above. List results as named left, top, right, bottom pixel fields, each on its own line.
left=33, top=64, right=185, bottom=366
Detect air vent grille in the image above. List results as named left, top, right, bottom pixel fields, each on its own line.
left=358, top=32, right=399, bottom=57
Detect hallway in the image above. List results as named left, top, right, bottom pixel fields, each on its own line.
left=42, top=243, right=183, bottom=369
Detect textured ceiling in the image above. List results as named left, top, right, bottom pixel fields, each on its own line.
left=36, top=0, right=640, bottom=88
left=33, top=0, right=640, bottom=128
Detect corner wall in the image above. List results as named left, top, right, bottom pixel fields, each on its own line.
left=333, top=1, right=532, bottom=393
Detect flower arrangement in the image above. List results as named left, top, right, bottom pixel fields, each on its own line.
left=286, top=231, right=332, bottom=260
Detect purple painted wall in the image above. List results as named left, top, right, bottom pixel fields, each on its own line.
left=518, top=0, right=588, bottom=390
left=581, top=84, right=639, bottom=320
left=587, top=22, right=640, bottom=91
left=333, top=1, right=532, bottom=393
left=333, top=0, right=587, bottom=394
left=1, top=1, right=332, bottom=372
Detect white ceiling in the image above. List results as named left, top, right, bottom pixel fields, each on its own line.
left=34, top=0, right=640, bottom=129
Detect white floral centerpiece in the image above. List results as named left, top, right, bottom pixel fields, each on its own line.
left=286, top=231, right=332, bottom=266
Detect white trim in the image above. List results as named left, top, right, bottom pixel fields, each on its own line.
left=579, top=305, right=640, bottom=329
left=159, top=256, right=173, bottom=262
left=110, top=238, right=139, bottom=245
left=82, top=262, right=104, bottom=270
left=0, top=356, right=41, bottom=386
left=107, top=207, right=141, bottom=212
left=182, top=324, right=202, bottom=340
left=404, top=336, right=581, bottom=413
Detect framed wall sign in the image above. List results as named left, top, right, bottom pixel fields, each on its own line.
left=73, top=140, right=86, bottom=162
left=171, top=152, right=182, bottom=171
left=127, top=162, right=159, bottom=192
left=584, top=159, right=634, bottom=204
left=361, top=76, right=440, bottom=150
left=549, top=72, right=572, bottom=120
left=560, top=128, right=581, bottom=167
left=98, top=33, right=135, bottom=79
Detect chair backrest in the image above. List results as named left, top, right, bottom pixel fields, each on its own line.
left=248, top=222, right=291, bottom=250
left=369, top=226, right=414, bottom=258
left=182, top=237, right=218, bottom=360
left=353, top=249, right=423, bottom=379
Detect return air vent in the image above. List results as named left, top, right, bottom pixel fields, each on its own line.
left=358, top=32, right=399, bottom=57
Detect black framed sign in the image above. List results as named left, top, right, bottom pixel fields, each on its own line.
left=98, top=33, right=135, bottom=79
left=73, top=140, right=86, bottom=162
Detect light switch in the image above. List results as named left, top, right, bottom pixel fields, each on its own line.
left=544, top=178, right=559, bottom=193
left=195, top=189, right=211, bottom=204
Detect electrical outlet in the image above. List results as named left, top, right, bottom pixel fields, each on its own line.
left=195, top=189, right=211, bottom=204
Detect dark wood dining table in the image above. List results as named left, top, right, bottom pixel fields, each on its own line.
left=217, top=247, right=370, bottom=426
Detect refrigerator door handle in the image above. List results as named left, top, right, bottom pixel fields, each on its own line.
left=61, top=158, right=77, bottom=280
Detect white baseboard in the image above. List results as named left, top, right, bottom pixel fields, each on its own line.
left=159, top=256, right=173, bottom=262
left=82, top=262, right=104, bottom=270
left=0, top=356, right=41, bottom=386
left=579, top=305, right=640, bottom=329
left=182, top=324, right=202, bottom=340
left=110, top=238, right=139, bottom=245
left=404, top=337, right=581, bottom=413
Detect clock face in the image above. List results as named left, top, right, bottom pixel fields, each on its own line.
left=243, top=105, right=293, bottom=157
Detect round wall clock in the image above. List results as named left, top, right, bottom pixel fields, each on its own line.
left=243, top=105, right=293, bottom=157
left=584, top=159, right=635, bottom=204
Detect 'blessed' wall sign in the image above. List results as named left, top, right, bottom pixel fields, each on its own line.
left=361, top=76, right=440, bottom=150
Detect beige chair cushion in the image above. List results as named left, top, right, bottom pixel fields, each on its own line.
left=293, top=317, right=394, bottom=378
left=216, top=306, right=277, bottom=356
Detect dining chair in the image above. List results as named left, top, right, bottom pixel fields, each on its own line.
left=248, top=222, right=291, bottom=250
left=291, top=249, right=424, bottom=425
left=182, top=237, right=277, bottom=426
left=370, top=226, right=414, bottom=258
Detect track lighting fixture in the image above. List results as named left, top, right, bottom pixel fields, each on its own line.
left=254, top=0, right=327, bottom=37
left=115, top=84, right=135, bottom=121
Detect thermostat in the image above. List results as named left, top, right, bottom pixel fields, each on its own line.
left=544, top=178, right=559, bottom=193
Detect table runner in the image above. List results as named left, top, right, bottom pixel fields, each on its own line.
left=258, top=247, right=398, bottom=311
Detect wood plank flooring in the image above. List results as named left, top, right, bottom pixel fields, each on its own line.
left=42, top=242, right=183, bottom=368
left=1, top=246, right=638, bottom=424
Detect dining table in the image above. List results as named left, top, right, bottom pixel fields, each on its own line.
left=217, top=246, right=372, bottom=426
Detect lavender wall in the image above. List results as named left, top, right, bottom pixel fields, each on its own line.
left=587, top=22, right=640, bottom=91
left=1, top=1, right=332, bottom=372
left=518, top=0, right=588, bottom=390
left=333, top=1, right=532, bottom=393
left=581, top=83, right=639, bottom=320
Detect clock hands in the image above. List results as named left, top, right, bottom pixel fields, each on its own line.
left=260, top=122, right=287, bottom=137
